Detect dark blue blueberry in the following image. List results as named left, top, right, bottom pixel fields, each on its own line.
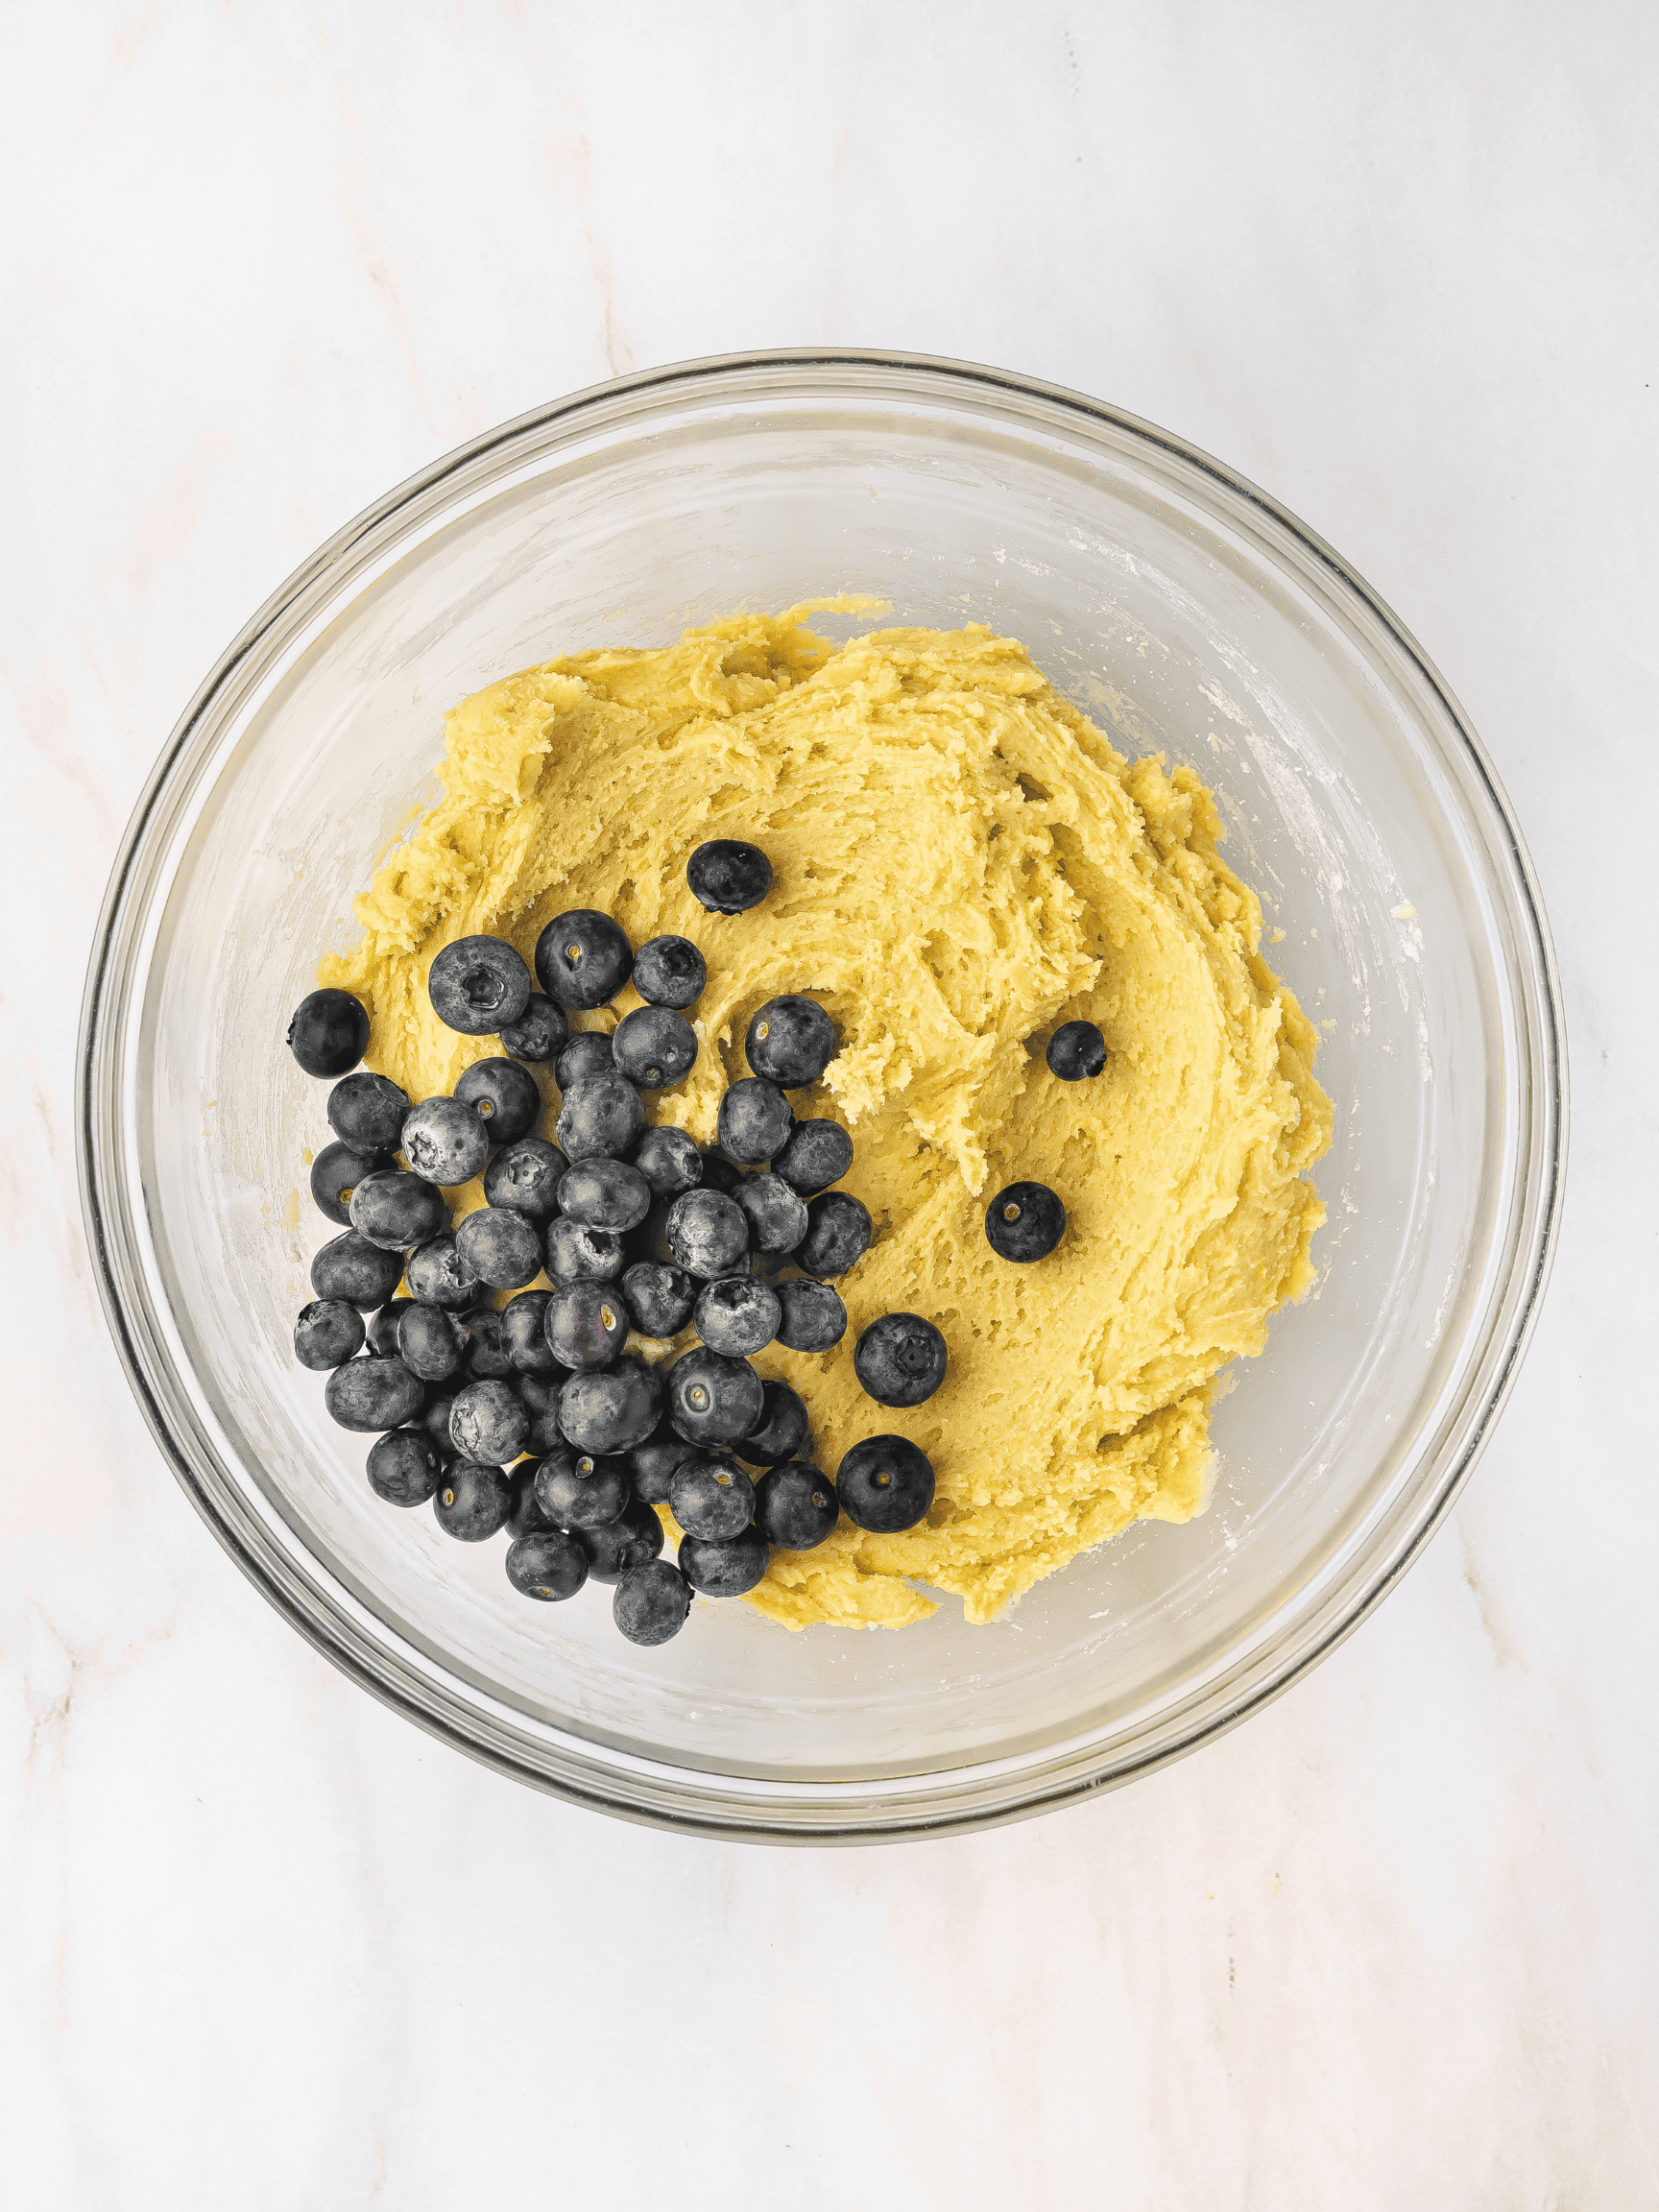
left=326, top=1070, right=408, bottom=1155
left=287, top=989, right=370, bottom=1078
left=697, top=1147, right=748, bottom=1194
left=669, top=1452, right=754, bottom=1541
left=309, top=1140, right=384, bottom=1227
left=518, top=1372, right=566, bottom=1455
left=454, top=1056, right=543, bottom=1144
left=433, top=1459, right=514, bottom=1540
left=367, top=1427, right=445, bottom=1507
left=397, top=1303, right=469, bottom=1382
left=502, top=1290, right=558, bottom=1375
left=733, top=1172, right=808, bottom=1255
left=366, top=1298, right=414, bottom=1357
left=533, top=1446, right=632, bottom=1530
left=544, top=1215, right=626, bottom=1286
left=678, top=1524, right=769, bottom=1597
left=794, top=1190, right=872, bottom=1278
left=544, top=1282, right=629, bottom=1370
left=836, top=1435, right=935, bottom=1533
left=664, top=1189, right=750, bottom=1279
left=293, top=1299, right=365, bottom=1370
left=505, top=1458, right=558, bottom=1539
left=349, top=1169, right=449, bottom=1253
left=624, top=1199, right=677, bottom=1268
left=611, top=1005, right=698, bottom=1089
left=613, top=1561, right=691, bottom=1644
left=618, top=1261, right=696, bottom=1340
left=665, top=1346, right=762, bottom=1445
left=553, top=1031, right=616, bottom=1091
left=627, top=1415, right=696, bottom=1506
left=325, top=1356, right=423, bottom=1433
left=405, top=1233, right=483, bottom=1309
left=1046, top=1020, right=1107, bottom=1081
left=309, top=1231, right=404, bottom=1310
left=773, top=1118, right=854, bottom=1196
left=631, top=1125, right=703, bottom=1202
left=686, top=839, right=772, bottom=915
left=773, top=1277, right=848, bottom=1353
left=754, top=1460, right=839, bottom=1551
left=535, top=909, right=633, bottom=1010
left=854, top=1312, right=948, bottom=1407
left=558, top=1157, right=651, bottom=1232
left=631, top=935, right=706, bottom=1009
left=422, top=1393, right=458, bottom=1461
left=428, top=936, right=533, bottom=1036
left=579, top=1498, right=665, bottom=1584
left=506, top=1528, right=589, bottom=1599
left=556, top=1072, right=645, bottom=1163
left=717, top=1077, right=793, bottom=1166
left=559, top=1357, right=661, bottom=1455
left=693, top=1276, right=780, bottom=1358
left=984, top=1181, right=1066, bottom=1262
left=498, top=993, right=568, bottom=1065
left=745, top=995, right=836, bottom=1089
left=732, top=1379, right=810, bottom=1468
left=460, top=1307, right=515, bottom=1380
left=454, top=1205, right=542, bottom=1289
left=483, top=1137, right=567, bottom=1219
left=447, top=1380, right=530, bottom=1465
left=400, top=1095, right=491, bottom=1188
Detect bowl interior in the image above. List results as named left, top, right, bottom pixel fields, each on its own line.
left=111, top=363, right=1545, bottom=1815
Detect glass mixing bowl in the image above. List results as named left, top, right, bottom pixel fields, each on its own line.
left=78, top=352, right=1565, bottom=1840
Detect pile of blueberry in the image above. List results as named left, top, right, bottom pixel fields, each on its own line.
left=284, top=838, right=954, bottom=1648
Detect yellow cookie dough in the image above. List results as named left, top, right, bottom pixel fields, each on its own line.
left=320, top=608, right=1332, bottom=1631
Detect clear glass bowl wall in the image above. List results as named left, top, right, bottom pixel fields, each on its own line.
left=81, top=356, right=1564, bottom=1839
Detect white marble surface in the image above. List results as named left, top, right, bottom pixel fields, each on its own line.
left=5, top=3, right=1657, bottom=2203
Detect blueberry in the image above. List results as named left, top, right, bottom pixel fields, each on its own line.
left=506, top=1528, right=589, bottom=1600
left=348, top=1167, right=452, bottom=1252
left=325, top=1356, right=423, bottom=1433
left=454, top=1057, right=543, bottom=1144
left=580, top=1498, right=665, bottom=1584
left=773, top=1278, right=849, bottom=1353
left=366, top=1298, right=415, bottom=1357
left=611, top=1005, right=698, bottom=1089
left=309, top=1140, right=382, bottom=1226
left=670, top=1452, right=755, bottom=1541
left=397, top=1303, right=469, bottom=1382
left=544, top=1282, right=629, bottom=1370
left=498, top=993, right=568, bottom=1065
left=686, top=839, right=772, bottom=915
left=631, top=935, right=706, bottom=1009
left=367, top=1427, right=445, bottom=1507
left=624, top=1199, right=677, bottom=1268
left=447, top=1380, right=530, bottom=1464
left=613, top=1561, right=692, bottom=1644
left=631, top=1125, right=703, bottom=1201
left=502, top=1289, right=559, bottom=1374
left=505, top=1458, right=558, bottom=1539
left=535, top=909, right=633, bottom=1010
left=628, top=1415, right=696, bottom=1506
left=553, top=1031, right=616, bottom=1090
left=422, top=1393, right=458, bottom=1462
left=433, top=1460, right=514, bottom=1540
left=544, top=1216, right=626, bottom=1286
left=984, top=1181, right=1066, bottom=1262
left=293, top=1299, right=366, bottom=1370
left=556, top=1072, right=645, bottom=1163
left=618, top=1261, right=696, bottom=1340
left=559, top=1358, right=661, bottom=1454
left=309, top=1231, right=404, bottom=1310
left=665, top=1346, right=762, bottom=1445
left=794, top=1190, right=872, bottom=1278
left=534, top=1446, right=632, bottom=1530
left=717, top=1077, right=793, bottom=1166
left=460, top=1306, right=515, bottom=1381
left=697, top=1148, right=748, bottom=1194
left=326, top=1070, right=408, bottom=1154
left=836, top=1435, right=935, bottom=1533
left=400, top=1095, right=491, bottom=1188
left=733, top=1172, right=808, bottom=1255
left=773, top=1118, right=854, bottom=1196
left=1046, top=1020, right=1108, bottom=1081
left=854, top=1312, right=948, bottom=1407
left=518, top=1373, right=566, bottom=1455
left=405, top=1233, right=483, bottom=1309
left=745, top=995, right=836, bottom=1089
left=754, top=1460, right=839, bottom=1551
left=678, top=1524, right=769, bottom=1597
left=664, top=1189, right=750, bottom=1279
left=483, top=1137, right=568, bottom=1219
left=558, top=1157, right=651, bottom=1232
left=428, top=936, right=533, bottom=1035
left=287, top=988, right=370, bottom=1078
left=454, top=1206, right=543, bottom=1289
left=693, top=1276, right=780, bottom=1358
left=732, top=1379, right=810, bottom=1468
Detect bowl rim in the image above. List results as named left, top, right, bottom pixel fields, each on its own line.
left=77, top=348, right=1569, bottom=1843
